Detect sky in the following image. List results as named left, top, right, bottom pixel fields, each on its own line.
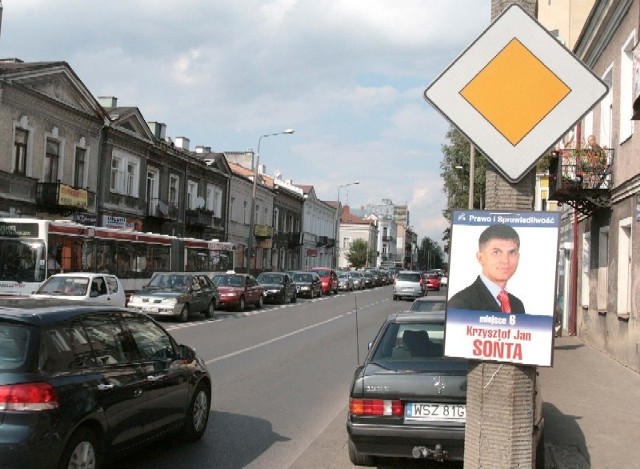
left=0, top=0, right=491, bottom=246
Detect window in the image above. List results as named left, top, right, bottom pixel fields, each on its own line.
left=230, top=197, right=236, bottom=222
left=13, top=128, right=28, bottom=176
left=274, top=208, right=280, bottom=232
left=600, top=65, right=613, bottom=148
left=82, top=314, right=135, bottom=364
left=214, top=186, right=223, bottom=215
left=42, top=320, right=96, bottom=372
left=620, top=32, right=636, bottom=143
left=187, top=180, right=198, bottom=209
left=580, top=232, right=590, bottom=308
left=74, top=147, right=86, bottom=188
left=110, top=151, right=140, bottom=196
left=147, top=168, right=159, bottom=213
left=206, top=185, right=215, bottom=212
left=243, top=201, right=248, bottom=224
left=45, top=139, right=60, bottom=183
left=169, top=174, right=179, bottom=205
left=124, top=313, right=174, bottom=361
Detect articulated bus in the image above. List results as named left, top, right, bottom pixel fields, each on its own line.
left=0, top=218, right=234, bottom=296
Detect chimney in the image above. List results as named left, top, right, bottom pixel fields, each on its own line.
left=97, top=96, right=118, bottom=108
left=258, top=164, right=266, bottom=175
left=195, top=146, right=211, bottom=154
left=175, top=137, right=190, bottom=151
left=148, top=122, right=166, bottom=140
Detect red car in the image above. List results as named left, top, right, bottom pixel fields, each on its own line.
left=309, top=267, right=339, bottom=295
left=211, top=272, right=264, bottom=311
left=424, top=272, right=441, bottom=291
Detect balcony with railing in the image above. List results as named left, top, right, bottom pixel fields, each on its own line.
left=147, top=199, right=179, bottom=220
left=547, top=147, right=614, bottom=215
left=316, top=235, right=328, bottom=246
left=186, top=208, right=214, bottom=227
left=288, top=232, right=301, bottom=247
left=36, top=181, right=89, bottom=214
left=382, top=235, right=394, bottom=242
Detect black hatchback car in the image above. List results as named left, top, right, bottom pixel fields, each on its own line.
left=256, top=272, right=297, bottom=304
left=0, top=299, right=212, bottom=469
left=347, top=311, right=468, bottom=465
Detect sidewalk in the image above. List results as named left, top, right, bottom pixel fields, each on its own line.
left=539, top=336, right=640, bottom=468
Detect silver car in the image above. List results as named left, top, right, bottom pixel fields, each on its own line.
left=392, top=270, right=425, bottom=301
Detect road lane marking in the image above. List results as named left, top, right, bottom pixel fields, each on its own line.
left=205, top=315, right=345, bottom=364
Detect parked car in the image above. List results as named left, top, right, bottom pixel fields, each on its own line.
left=424, top=272, right=441, bottom=291
left=211, top=272, right=264, bottom=311
left=337, top=271, right=355, bottom=291
left=392, top=270, right=425, bottom=300
left=289, top=271, right=322, bottom=298
left=440, top=274, right=448, bottom=288
left=256, top=272, right=297, bottom=304
left=127, top=272, right=218, bottom=322
left=409, top=295, right=447, bottom=312
left=31, top=272, right=127, bottom=307
left=0, top=300, right=211, bottom=469
left=361, top=271, right=375, bottom=288
left=347, top=310, right=468, bottom=465
left=309, top=267, right=339, bottom=295
left=350, top=271, right=366, bottom=290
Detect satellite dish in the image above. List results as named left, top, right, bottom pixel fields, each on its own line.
left=195, top=196, right=205, bottom=209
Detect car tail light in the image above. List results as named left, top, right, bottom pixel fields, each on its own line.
left=0, top=382, right=60, bottom=411
left=349, top=398, right=403, bottom=416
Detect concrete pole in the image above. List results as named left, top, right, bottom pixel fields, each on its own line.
left=463, top=0, right=540, bottom=468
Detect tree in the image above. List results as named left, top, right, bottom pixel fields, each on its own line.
left=346, top=239, right=368, bottom=268
left=417, top=237, right=444, bottom=271
left=440, top=125, right=487, bottom=230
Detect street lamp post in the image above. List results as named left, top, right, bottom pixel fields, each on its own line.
left=334, top=180, right=359, bottom=268
left=455, top=143, right=475, bottom=210
left=246, top=129, right=294, bottom=274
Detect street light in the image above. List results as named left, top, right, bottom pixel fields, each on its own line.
left=455, top=144, right=475, bottom=210
left=246, top=129, right=294, bottom=274
left=334, top=180, right=360, bottom=268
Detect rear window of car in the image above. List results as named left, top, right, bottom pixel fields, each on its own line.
left=371, top=322, right=445, bottom=363
left=0, top=323, right=31, bottom=371
left=410, top=300, right=446, bottom=312
left=397, top=273, right=421, bottom=282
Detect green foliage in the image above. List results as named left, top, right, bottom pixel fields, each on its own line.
left=418, top=237, right=445, bottom=271
left=347, top=239, right=369, bottom=268
left=440, top=126, right=487, bottom=240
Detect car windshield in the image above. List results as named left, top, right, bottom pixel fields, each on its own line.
left=148, top=274, right=190, bottom=290
left=409, top=300, right=447, bottom=312
left=292, top=273, right=313, bottom=282
left=257, top=273, right=283, bottom=284
left=35, top=276, right=89, bottom=296
left=314, top=269, right=330, bottom=277
left=213, top=275, right=244, bottom=287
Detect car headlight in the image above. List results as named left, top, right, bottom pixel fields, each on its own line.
left=129, top=296, right=141, bottom=303
left=161, top=298, right=178, bottom=305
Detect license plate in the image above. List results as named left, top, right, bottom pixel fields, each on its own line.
left=142, top=306, right=158, bottom=313
left=405, top=403, right=466, bottom=422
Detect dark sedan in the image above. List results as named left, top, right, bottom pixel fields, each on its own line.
left=347, top=311, right=468, bottom=465
left=0, top=300, right=211, bottom=469
left=289, top=271, right=322, bottom=298
left=256, top=272, right=297, bottom=304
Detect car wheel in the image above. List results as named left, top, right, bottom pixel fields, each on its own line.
left=178, top=304, right=190, bottom=322
left=181, top=382, right=211, bottom=442
left=348, top=438, right=375, bottom=466
left=256, top=295, right=264, bottom=309
left=393, top=295, right=397, bottom=301
left=58, top=427, right=101, bottom=469
left=237, top=297, right=246, bottom=312
left=203, top=301, right=215, bottom=319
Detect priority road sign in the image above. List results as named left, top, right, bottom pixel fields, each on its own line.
left=424, top=4, right=608, bottom=183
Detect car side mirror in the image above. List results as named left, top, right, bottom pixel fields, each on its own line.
left=178, top=344, right=197, bottom=360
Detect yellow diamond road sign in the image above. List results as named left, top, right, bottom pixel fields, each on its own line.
left=424, top=5, right=608, bottom=183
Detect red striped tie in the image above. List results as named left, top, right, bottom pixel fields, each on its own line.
left=498, top=290, right=511, bottom=313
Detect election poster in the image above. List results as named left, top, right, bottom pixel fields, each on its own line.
left=444, top=210, right=560, bottom=366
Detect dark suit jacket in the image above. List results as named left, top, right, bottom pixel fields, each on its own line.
left=447, top=276, right=525, bottom=314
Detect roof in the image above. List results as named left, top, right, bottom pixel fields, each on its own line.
left=0, top=301, right=130, bottom=325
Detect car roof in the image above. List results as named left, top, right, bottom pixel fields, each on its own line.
left=413, top=295, right=447, bottom=302
left=45, top=272, right=118, bottom=279
left=0, top=299, right=132, bottom=326
left=386, top=310, right=446, bottom=323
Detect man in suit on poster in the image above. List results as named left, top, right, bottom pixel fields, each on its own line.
left=448, top=223, right=525, bottom=314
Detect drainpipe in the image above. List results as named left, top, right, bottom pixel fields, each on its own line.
left=570, top=208, right=578, bottom=336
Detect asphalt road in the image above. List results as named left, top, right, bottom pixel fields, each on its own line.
left=118, top=284, right=433, bottom=468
